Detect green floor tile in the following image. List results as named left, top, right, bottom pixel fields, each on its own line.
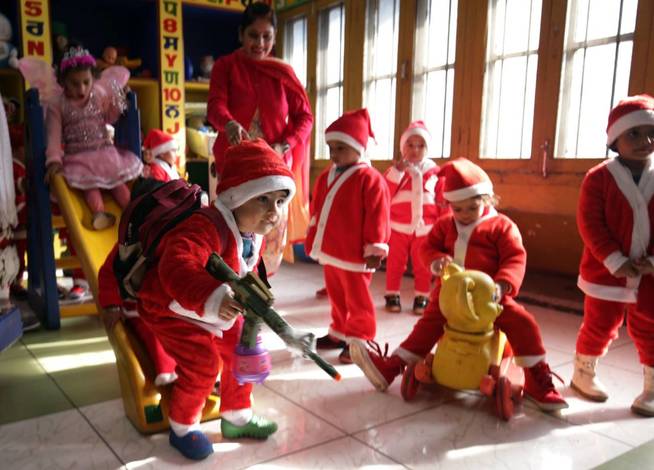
left=594, top=439, right=654, bottom=470
left=0, top=343, right=72, bottom=425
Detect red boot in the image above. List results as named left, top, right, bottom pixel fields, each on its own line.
left=350, top=340, right=406, bottom=392
left=523, top=361, right=568, bottom=411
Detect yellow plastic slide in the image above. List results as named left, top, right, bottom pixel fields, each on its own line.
left=51, top=174, right=220, bottom=434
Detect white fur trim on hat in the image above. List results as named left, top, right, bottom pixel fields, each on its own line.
left=325, top=131, right=365, bottom=155
left=400, top=128, right=431, bottom=152
left=218, top=175, right=296, bottom=210
left=444, top=181, right=494, bottom=202
left=607, top=109, right=654, bottom=145
left=151, top=139, right=178, bottom=158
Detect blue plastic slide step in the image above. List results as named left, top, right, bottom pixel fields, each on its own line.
left=0, top=306, right=23, bottom=353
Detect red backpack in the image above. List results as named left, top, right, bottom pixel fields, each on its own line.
left=114, top=179, right=227, bottom=301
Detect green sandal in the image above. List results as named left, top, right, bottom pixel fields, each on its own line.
left=220, top=415, right=278, bottom=439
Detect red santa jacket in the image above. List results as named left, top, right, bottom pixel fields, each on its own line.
left=306, top=162, right=391, bottom=272
left=421, top=208, right=526, bottom=298
left=577, top=158, right=654, bottom=306
left=147, top=158, right=180, bottom=183
left=137, top=201, right=263, bottom=337
left=384, top=159, right=445, bottom=236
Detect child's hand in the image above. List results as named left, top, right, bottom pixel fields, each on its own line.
left=633, top=257, right=654, bottom=275
left=45, top=162, right=63, bottom=184
left=431, top=256, right=453, bottom=276
left=393, top=156, right=408, bottom=172
left=219, top=294, right=244, bottom=322
left=102, top=306, right=124, bottom=332
left=614, top=259, right=640, bottom=278
left=225, top=120, right=250, bottom=146
left=272, top=142, right=290, bottom=156
left=365, top=255, right=383, bottom=269
left=494, top=281, right=511, bottom=302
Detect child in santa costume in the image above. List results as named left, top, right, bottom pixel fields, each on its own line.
left=351, top=158, right=569, bottom=412
left=98, top=179, right=179, bottom=388
left=136, top=139, right=295, bottom=460
left=571, top=94, right=654, bottom=417
left=305, top=108, right=391, bottom=364
left=142, top=129, right=180, bottom=182
left=384, top=120, right=446, bottom=315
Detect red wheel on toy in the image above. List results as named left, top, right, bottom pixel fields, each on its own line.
left=495, top=376, right=514, bottom=421
left=401, top=362, right=419, bottom=401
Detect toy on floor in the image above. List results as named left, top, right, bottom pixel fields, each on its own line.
left=205, top=253, right=341, bottom=384
left=401, top=264, right=523, bottom=420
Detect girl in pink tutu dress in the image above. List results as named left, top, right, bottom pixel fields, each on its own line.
left=20, top=45, right=143, bottom=230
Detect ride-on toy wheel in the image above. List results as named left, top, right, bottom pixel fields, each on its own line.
left=401, top=362, right=419, bottom=401
left=495, top=376, right=514, bottom=421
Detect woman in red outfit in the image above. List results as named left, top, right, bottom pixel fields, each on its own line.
left=207, top=2, right=313, bottom=273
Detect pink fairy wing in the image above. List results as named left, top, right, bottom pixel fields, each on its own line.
left=17, top=57, right=62, bottom=105
left=97, top=65, right=130, bottom=89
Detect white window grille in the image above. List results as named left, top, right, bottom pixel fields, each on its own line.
left=315, top=4, right=345, bottom=159
left=481, top=0, right=542, bottom=159
left=556, top=0, right=637, bottom=158
left=363, top=0, right=400, bottom=159
left=412, top=0, right=458, bottom=158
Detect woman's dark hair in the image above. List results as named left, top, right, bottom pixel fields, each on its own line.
left=240, top=2, right=277, bottom=32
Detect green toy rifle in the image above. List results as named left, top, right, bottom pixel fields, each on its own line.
left=205, top=253, right=341, bottom=382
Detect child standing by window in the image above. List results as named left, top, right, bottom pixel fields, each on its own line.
left=142, top=129, right=180, bottom=182
left=20, top=45, right=143, bottom=230
left=305, top=108, right=391, bottom=364
left=384, top=121, right=446, bottom=315
left=351, top=158, right=568, bottom=412
left=571, top=94, right=654, bottom=417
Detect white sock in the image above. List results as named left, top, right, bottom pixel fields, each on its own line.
left=221, top=408, right=252, bottom=426
left=154, top=372, right=178, bottom=386
left=169, top=417, right=201, bottom=437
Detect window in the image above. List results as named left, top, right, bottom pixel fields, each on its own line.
left=412, top=0, right=458, bottom=158
left=481, top=0, right=542, bottom=159
left=556, top=0, right=637, bottom=158
left=315, top=3, right=345, bottom=159
left=362, top=0, right=400, bottom=159
left=283, top=15, right=308, bottom=88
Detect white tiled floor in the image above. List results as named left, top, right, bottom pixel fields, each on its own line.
left=1, top=261, right=651, bottom=469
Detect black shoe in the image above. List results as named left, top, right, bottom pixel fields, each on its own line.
left=10, top=284, right=28, bottom=301
left=20, top=310, right=41, bottom=332
left=412, top=296, right=429, bottom=316
left=316, top=334, right=346, bottom=350
left=384, top=295, right=401, bottom=313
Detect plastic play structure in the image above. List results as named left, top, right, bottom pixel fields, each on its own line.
left=23, top=87, right=220, bottom=433
left=400, top=264, right=524, bottom=421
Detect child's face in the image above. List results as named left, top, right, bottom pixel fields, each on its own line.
left=158, top=150, right=177, bottom=166
left=240, top=18, right=275, bottom=60
left=328, top=141, right=360, bottom=167
left=450, top=196, right=485, bottom=226
left=63, top=69, right=93, bottom=101
left=615, top=125, right=654, bottom=161
left=402, top=135, right=427, bottom=163
left=233, top=189, right=288, bottom=235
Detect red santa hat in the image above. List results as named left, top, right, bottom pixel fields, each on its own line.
left=441, top=158, right=493, bottom=202
left=400, top=120, right=431, bottom=152
left=143, top=129, right=177, bottom=158
left=325, top=108, right=375, bottom=155
left=606, top=94, right=654, bottom=146
left=217, top=139, right=296, bottom=210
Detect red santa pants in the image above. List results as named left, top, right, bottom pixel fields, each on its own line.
left=127, top=317, right=177, bottom=377
left=400, top=294, right=546, bottom=360
left=144, top=315, right=252, bottom=425
left=386, top=230, right=431, bottom=296
left=576, top=296, right=654, bottom=366
left=324, top=265, right=376, bottom=341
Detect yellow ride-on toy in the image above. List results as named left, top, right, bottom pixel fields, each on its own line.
left=401, top=264, right=523, bottom=420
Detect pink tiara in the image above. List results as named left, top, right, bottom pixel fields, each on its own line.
left=60, top=47, right=96, bottom=73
